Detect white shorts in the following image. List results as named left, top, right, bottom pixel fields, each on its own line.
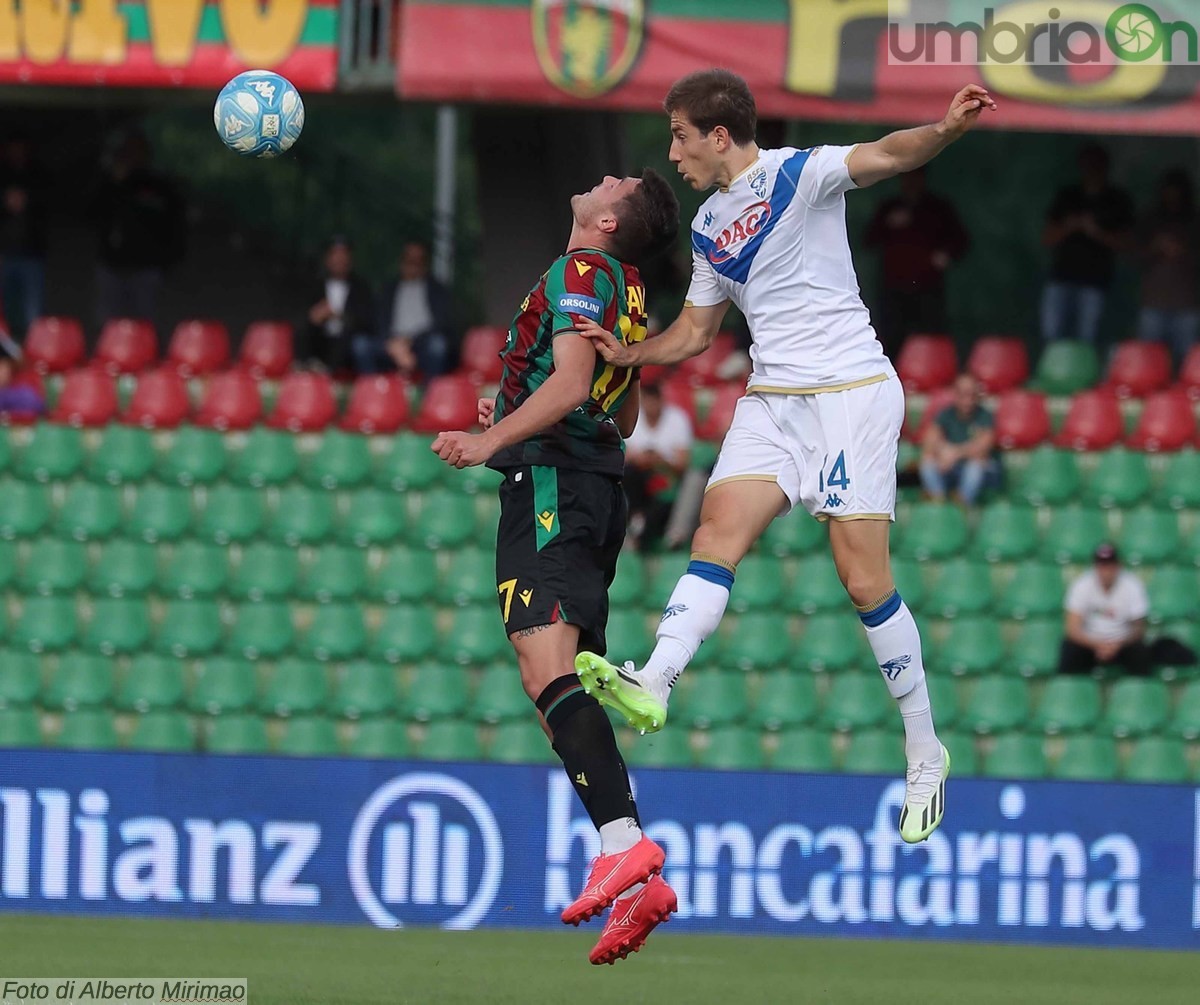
left=706, top=376, right=904, bottom=521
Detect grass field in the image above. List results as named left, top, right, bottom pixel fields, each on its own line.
left=2, top=914, right=1194, bottom=1005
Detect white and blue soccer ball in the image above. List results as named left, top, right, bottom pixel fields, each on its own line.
left=213, top=70, right=305, bottom=159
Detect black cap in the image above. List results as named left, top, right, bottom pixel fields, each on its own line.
left=1093, top=543, right=1119, bottom=563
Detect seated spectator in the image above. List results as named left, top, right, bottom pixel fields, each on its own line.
left=357, top=241, right=454, bottom=379
left=624, top=382, right=693, bottom=552
left=1137, top=168, right=1198, bottom=365
left=1059, top=544, right=1151, bottom=677
left=299, top=237, right=376, bottom=374
left=0, top=340, right=45, bottom=416
left=918, top=373, right=1000, bottom=505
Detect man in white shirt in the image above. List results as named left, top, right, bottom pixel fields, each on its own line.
left=624, top=383, right=693, bottom=551
left=1060, top=543, right=1152, bottom=676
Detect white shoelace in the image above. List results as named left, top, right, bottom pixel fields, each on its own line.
left=905, top=752, right=944, bottom=804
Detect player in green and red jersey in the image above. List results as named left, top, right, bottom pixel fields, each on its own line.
left=433, top=170, right=679, bottom=965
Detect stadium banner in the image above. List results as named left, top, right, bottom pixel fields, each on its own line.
left=0, top=0, right=338, bottom=90
left=397, top=0, right=1200, bottom=136
left=1, top=750, right=1197, bottom=949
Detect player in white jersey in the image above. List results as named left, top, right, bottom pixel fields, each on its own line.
left=574, top=69, right=996, bottom=844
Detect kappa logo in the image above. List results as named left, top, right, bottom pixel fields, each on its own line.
left=707, top=202, right=771, bottom=265
left=702, top=211, right=715, bottom=229
left=223, top=114, right=248, bottom=137
left=661, top=603, right=688, bottom=622
left=825, top=493, right=844, bottom=508
left=748, top=165, right=768, bottom=199
left=249, top=79, right=277, bottom=101
left=880, top=654, right=912, bottom=681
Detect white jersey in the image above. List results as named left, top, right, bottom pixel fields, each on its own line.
left=686, top=145, right=894, bottom=393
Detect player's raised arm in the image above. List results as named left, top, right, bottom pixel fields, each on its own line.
left=846, top=84, right=997, bottom=189
left=577, top=300, right=728, bottom=369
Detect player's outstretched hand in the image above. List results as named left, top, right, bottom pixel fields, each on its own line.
left=432, top=430, right=495, bottom=468
left=943, top=84, right=997, bottom=137
left=477, top=397, right=495, bottom=430
left=576, top=318, right=633, bottom=367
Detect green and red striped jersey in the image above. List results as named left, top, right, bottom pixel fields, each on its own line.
left=488, top=248, right=648, bottom=476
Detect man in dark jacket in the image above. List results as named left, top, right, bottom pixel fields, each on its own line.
left=0, top=135, right=48, bottom=340
left=300, top=236, right=376, bottom=373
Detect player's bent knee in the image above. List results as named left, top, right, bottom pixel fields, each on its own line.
left=843, top=573, right=895, bottom=610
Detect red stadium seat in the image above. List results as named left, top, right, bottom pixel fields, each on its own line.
left=897, top=334, right=957, bottom=393
left=122, top=367, right=191, bottom=429
left=167, top=319, right=230, bottom=377
left=267, top=371, right=338, bottom=432
left=994, top=390, right=1050, bottom=449
left=908, top=387, right=955, bottom=443
left=24, top=316, right=85, bottom=375
left=1055, top=389, right=1123, bottom=450
left=194, top=370, right=263, bottom=431
left=1105, top=340, right=1172, bottom=398
left=1178, top=345, right=1200, bottom=400
left=696, top=383, right=744, bottom=441
left=675, top=331, right=737, bottom=387
left=341, top=374, right=411, bottom=434
left=660, top=375, right=698, bottom=425
left=459, top=326, right=507, bottom=384
left=94, top=319, right=158, bottom=375
left=967, top=336, right=1029, bottom=393
left=50, top=368, right=118, bottom=427
left=1127, top=390, right=1196, bottom=452
left=238, top=321, right=294, bottom=379
left=411, top=374, right=480, bottom=433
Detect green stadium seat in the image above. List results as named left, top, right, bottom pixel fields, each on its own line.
left=890, top=557, right=926, bottom=611
left=1084, top=448, right=1151, bottom=509
left=155, top=598, right=222, bottom=658
left=489, top=721, right=555, bottom=764
left=206, top=713, right=270, bottom=755
left=1103, top=678, right=1170, bottom=738
left=760, top=512, right=824, bottom=557
left=368, top=547, right=438, bottom=605
left=785, top=556, right=845, bottom=614
left=157, top=426, right=226, bottom=486
left=926, top=673, right=960, bottom=729
left=935, top=616, right=1005, bottom=676
left=90, top=538, right=157, bottom=597
left=374, top=433, right=444, bottom=491
left=347, top=718, right=411, bottom=759
left=127, top=711, right=195, bottom=752
left=960, top=676, right=1028, bottom=734
left=476, top=494, right=501, bottom=544
left=18, top=537, right=87, bottom=594
left=56, top=708, right=118, bottom=750
left=821, top=672, right=891, bottom=732
left=228, top=542, right=299, bottom=602
left=894, top=503, right=968, bottom=561
left=13, top=595, right=78, bottom=652
left=1013, top=446, right=1081, bottom=506
left=1031, top=677, right=1101, bottom=734
left=406, top=662, right=470, bottom=722
left=795, top=613, right=869, bottom=674
left=1117, top=507, right=1180, bottom=567
left=697, top=725, right=765, bottom=770
left=299, top=603, right=367, bottom=662
left=720, top=612, right=791, bottom=672
left=0, top=430, right=9, bottom=472
left=370, top=605, right=439, bottom=663
left=126, top=482, right=191, bottom=542
left=438, top=547, right=497, bottom=606
left=940, top=729, right=980, bottom=777
left=81, top=596, right=151, bottom=656
left=608, top=552, right=645, bottom=607
left=197, top=484, right=266, bottom=545
left=15, top=423, right=84, bottom=482
left=267, top=486, right=333, bottom=546
left=43, top=653, right=115, bottom=709
left=750, top=673, right=818, bottom=730
left=770, top=728, right=834, bottom=772
left=1154, top=451, right=1200, bottom=510
left=411, top=491, right=477, bottom=550
left=190, top=657, right=257, bottom=714
left=1185, top=524, right=1200, bottom=567
left=593, top=609, right=646, bottom=658
left=625, top=727, right=692, bottom=768
left=984, top=733, right=1048, bottom=779
left=924, top=558, right=993, bottom=618
left=304, top=430, right=371, bottom=489
left=0, top=479, right=50, bottom=538
left=646, top=559, right=684, bottom=610
left=1009, top=618, right=1064, bottom=678
left=729, top=555, right=785, bottom=613
left=1053, top=735, right=1118, bottom=781
left=0, top=650, right=41, bottom=707
left=446, top=605, right=507, bottom=665
left=454, top=464, right=503, bottom=497
left=1123, top=736, right=1189, bottom=783
left=971, top=502, right=1039, bottom=562
left=996, top=563, right=1063, bottom=621
left=226, top=427, right=300, bottom=487
left=56, top=481, right=122, bottom=541
left=88, top=425, right=155, bottom=484
left=299, top=546, right=368, bottom=603
left=842, top=729, right=902, bottom=774
left=116, top=654, right=186, bottom=712
left=329, top=661, right=400, bottom=719
left=1146, top=567, right=1199, bottom=623
left=260, top=658, right=330, bottom=717
left=338, top=487, right=405, bottom=547
left=158, top=539, right=228, bottom=598
left=469, top=664, right=530, bottom=724
left=228, top=601, right=295, bottom=660
left=419, top=720, right=483, bottom=761
left=0, top=538, right=13, bottom=589
left=1041, top=505, right=1108, bottom=564
left=0, top=707, right=42, bottom=747
left=676, top=670, right=747, bottom=729
left=1033, top=341, right=1099, bottom=395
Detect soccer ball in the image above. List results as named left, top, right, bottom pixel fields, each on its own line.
left=213, top=70, right=305, bottom=159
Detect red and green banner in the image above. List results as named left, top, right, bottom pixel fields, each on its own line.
left=398, top=0, right=1200, bottom=135
left=0, top=0, right=338, bottom=90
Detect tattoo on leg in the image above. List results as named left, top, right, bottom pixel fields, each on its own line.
left=514, top=624, right=553, bottom=639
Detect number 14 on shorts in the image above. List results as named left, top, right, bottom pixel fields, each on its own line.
left=819, top=451, right=850, bottom=494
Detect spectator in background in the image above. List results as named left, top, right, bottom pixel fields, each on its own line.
left=0, top=340, right=45, bottom=418
left=623, top=383, right=693, bottom=552
left=919, top=372, right=1000, bottom=505
left=358, top=240, right=454, bottom=379
left=299, top=236, right=376, bottom=374
left=1059, top=544, right=1151, bottom=676
left=1040, top=143, right=1133, bottom=344
left=92, top=129, right=185, bottom=336
left=0, top=134, right=48, bottom=340
left=864, top=166, right=968, bottom=359
left=1137, top=168, right=1198, bottom=365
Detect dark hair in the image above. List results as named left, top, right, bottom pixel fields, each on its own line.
left=1160, top=168, right=1194, bottom=213
left=664, top=69, right=757, bottom=146
left=611, top=168, right=680, bottom=268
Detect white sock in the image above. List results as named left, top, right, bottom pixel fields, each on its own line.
left=897, top=677, right=940, bottom=761
left=617, top=881, right=646, bottom=900
left=643, top=559, right=734, bottom=696
left=598, top=817, right=641, bottom=856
